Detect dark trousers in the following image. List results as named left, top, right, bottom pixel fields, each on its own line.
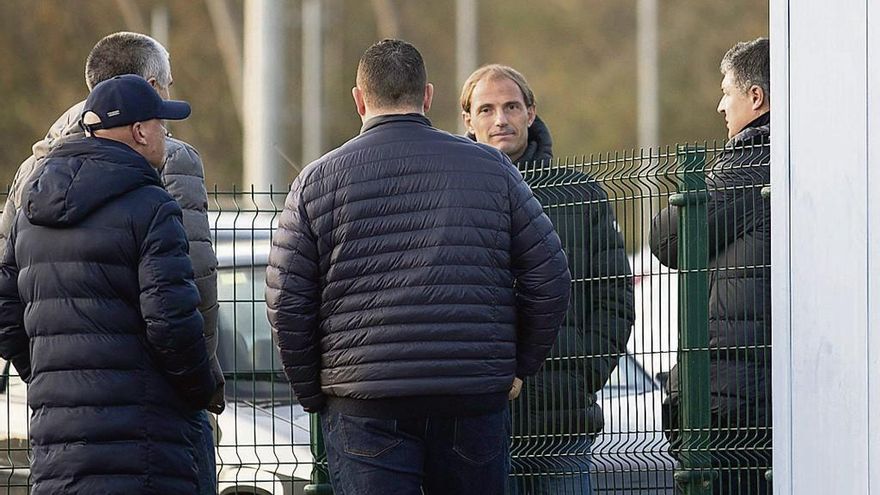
left=320, top=406, right=510, bottom=495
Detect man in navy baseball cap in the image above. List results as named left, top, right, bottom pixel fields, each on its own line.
left=80, top=74, right=191, bottom=168
left=82, top=74, right=191, bottom=129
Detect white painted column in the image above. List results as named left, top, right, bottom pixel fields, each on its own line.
left=773, top=0, right=875, bottom=493
left=768, top=1, right=791, bottom=492
left=868, top=0, right=880, bottom=491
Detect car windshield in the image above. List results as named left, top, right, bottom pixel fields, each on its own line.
left=217, top=264, right=295, bottom=404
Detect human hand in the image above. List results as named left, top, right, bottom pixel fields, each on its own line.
left=508, top=377, right=523, bottom=400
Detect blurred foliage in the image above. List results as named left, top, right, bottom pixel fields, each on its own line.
left=1, top=0, right=767, bottom=187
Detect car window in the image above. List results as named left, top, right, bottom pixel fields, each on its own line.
left=217, top=265, right=282, bottom=376
left=603, top=354, right=656, bottom=397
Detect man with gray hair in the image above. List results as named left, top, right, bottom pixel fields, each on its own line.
left=2, top=31, right=223, bottom=495
left=650, top=37, right=771, bottom=494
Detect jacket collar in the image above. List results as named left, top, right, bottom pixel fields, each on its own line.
left=360, top=113, right=432, bottom=134
left=744, top=111, right=770, bottom=130
left=729, top=111, right=770, bottom=146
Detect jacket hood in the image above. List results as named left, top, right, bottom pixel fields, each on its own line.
left=32, top=101, right=87, bottom=162
left=25, top=136, right=162, bottom=227
left=515, top=115, right=554, bottom=165
left=466, top=115, right=554, bottom=165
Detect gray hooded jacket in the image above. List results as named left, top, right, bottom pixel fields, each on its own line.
left=1, top=102, right=224, bottom=410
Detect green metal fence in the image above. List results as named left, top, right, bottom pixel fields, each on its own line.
left=0, top=140, right=771, bottom=495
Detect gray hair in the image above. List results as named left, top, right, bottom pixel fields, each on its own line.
left=720, top=37, right=769, bottom=98
left=84, top=32, right=171, bottom=91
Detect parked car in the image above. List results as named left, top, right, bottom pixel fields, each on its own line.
left=593, top=353, right=675, bottom=493
left=629, top=246, right=679, bottom=388
left=213, top=226, right=312, bottom=495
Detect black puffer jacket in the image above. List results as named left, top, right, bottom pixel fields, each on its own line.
left=650, top=113, right=771, bottom=446
left=0, top=136, right=216, bottom=495
left=498, top=117, right=635, bottom=436
left=267, top=114, right=571, bottom=418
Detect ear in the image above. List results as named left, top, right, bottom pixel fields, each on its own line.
left=527, top=105, right=536, bottom=127
left=749, top=85, right=767, bottom=111
left=352, top=87, right=367, bottom=118
left=131, top=123, right=148, bottom=146
left=462, top=111, right=474, bottom=135
left=422, top=83, right=434, bottom=113
left=147, top=77, right=159, bottom=89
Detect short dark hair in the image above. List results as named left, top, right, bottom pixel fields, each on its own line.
left=720, top=37, right=769, bottom=98
left=85, top=32, right=171, bottom=91
left=356, top=39, right=426, bottom=109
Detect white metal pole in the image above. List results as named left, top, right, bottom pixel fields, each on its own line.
left=636, top=0, right=658, bottom=150
left=456, top=0, right=477, bottom=134
left=636, top=0, right=659, bottom=247
left=302, top=0, right=323, bottom=167
left=243, top=0, right=286, bottom=190
left=150, top=4, right=169, bottom=49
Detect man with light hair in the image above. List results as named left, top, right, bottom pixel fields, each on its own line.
left=2, top=32, right=223, bottom=495
left=461, top=64, right=635, bottom=495
left=651, top=37, right=771, bottom=495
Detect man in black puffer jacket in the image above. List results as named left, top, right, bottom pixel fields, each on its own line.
left=267, top=40, right=570, bottom=495
left=0, top=75, right=218, bottom=495
left=650, top=38, right=771, bottom=495
left=461, top=64, right=635, bottom=495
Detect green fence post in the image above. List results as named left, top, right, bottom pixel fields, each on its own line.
left=303, top=413, right=333, bottom=495
left=669, top=146, right=713, bottom=495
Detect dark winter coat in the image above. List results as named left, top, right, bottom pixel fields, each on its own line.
left=0, top=101, right=224, bottom=408
left=0, top=136, right=217, bottom=495
left=502, top=117, right=635, bottom=436
left=267, top=114, right=571, bottom=418
left=650, top=113, right=771, bottom=454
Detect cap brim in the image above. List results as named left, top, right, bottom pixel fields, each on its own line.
left=157, top=99, right=191, bottom=121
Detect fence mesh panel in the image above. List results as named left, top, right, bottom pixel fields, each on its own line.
left=0, top=139, right=771, bottom=495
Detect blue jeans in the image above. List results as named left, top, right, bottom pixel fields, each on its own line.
left=320, top=407, right=510, bottom=495
left=190, top=410, right=217, bottom=495
left=509, top=435, right=594, bottom=495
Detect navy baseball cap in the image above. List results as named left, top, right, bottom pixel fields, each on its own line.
left=81, top=74, right=191, bottom=131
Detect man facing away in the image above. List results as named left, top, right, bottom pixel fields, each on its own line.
left=0, top=31, right=222, bottom=494
left=461, top=64, right=635, bottom=495
left=0, top=75, right=218, bottom=495
left=650, top=37, right=771, bottom=495
left=267, top=39, right=571, bottom=495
